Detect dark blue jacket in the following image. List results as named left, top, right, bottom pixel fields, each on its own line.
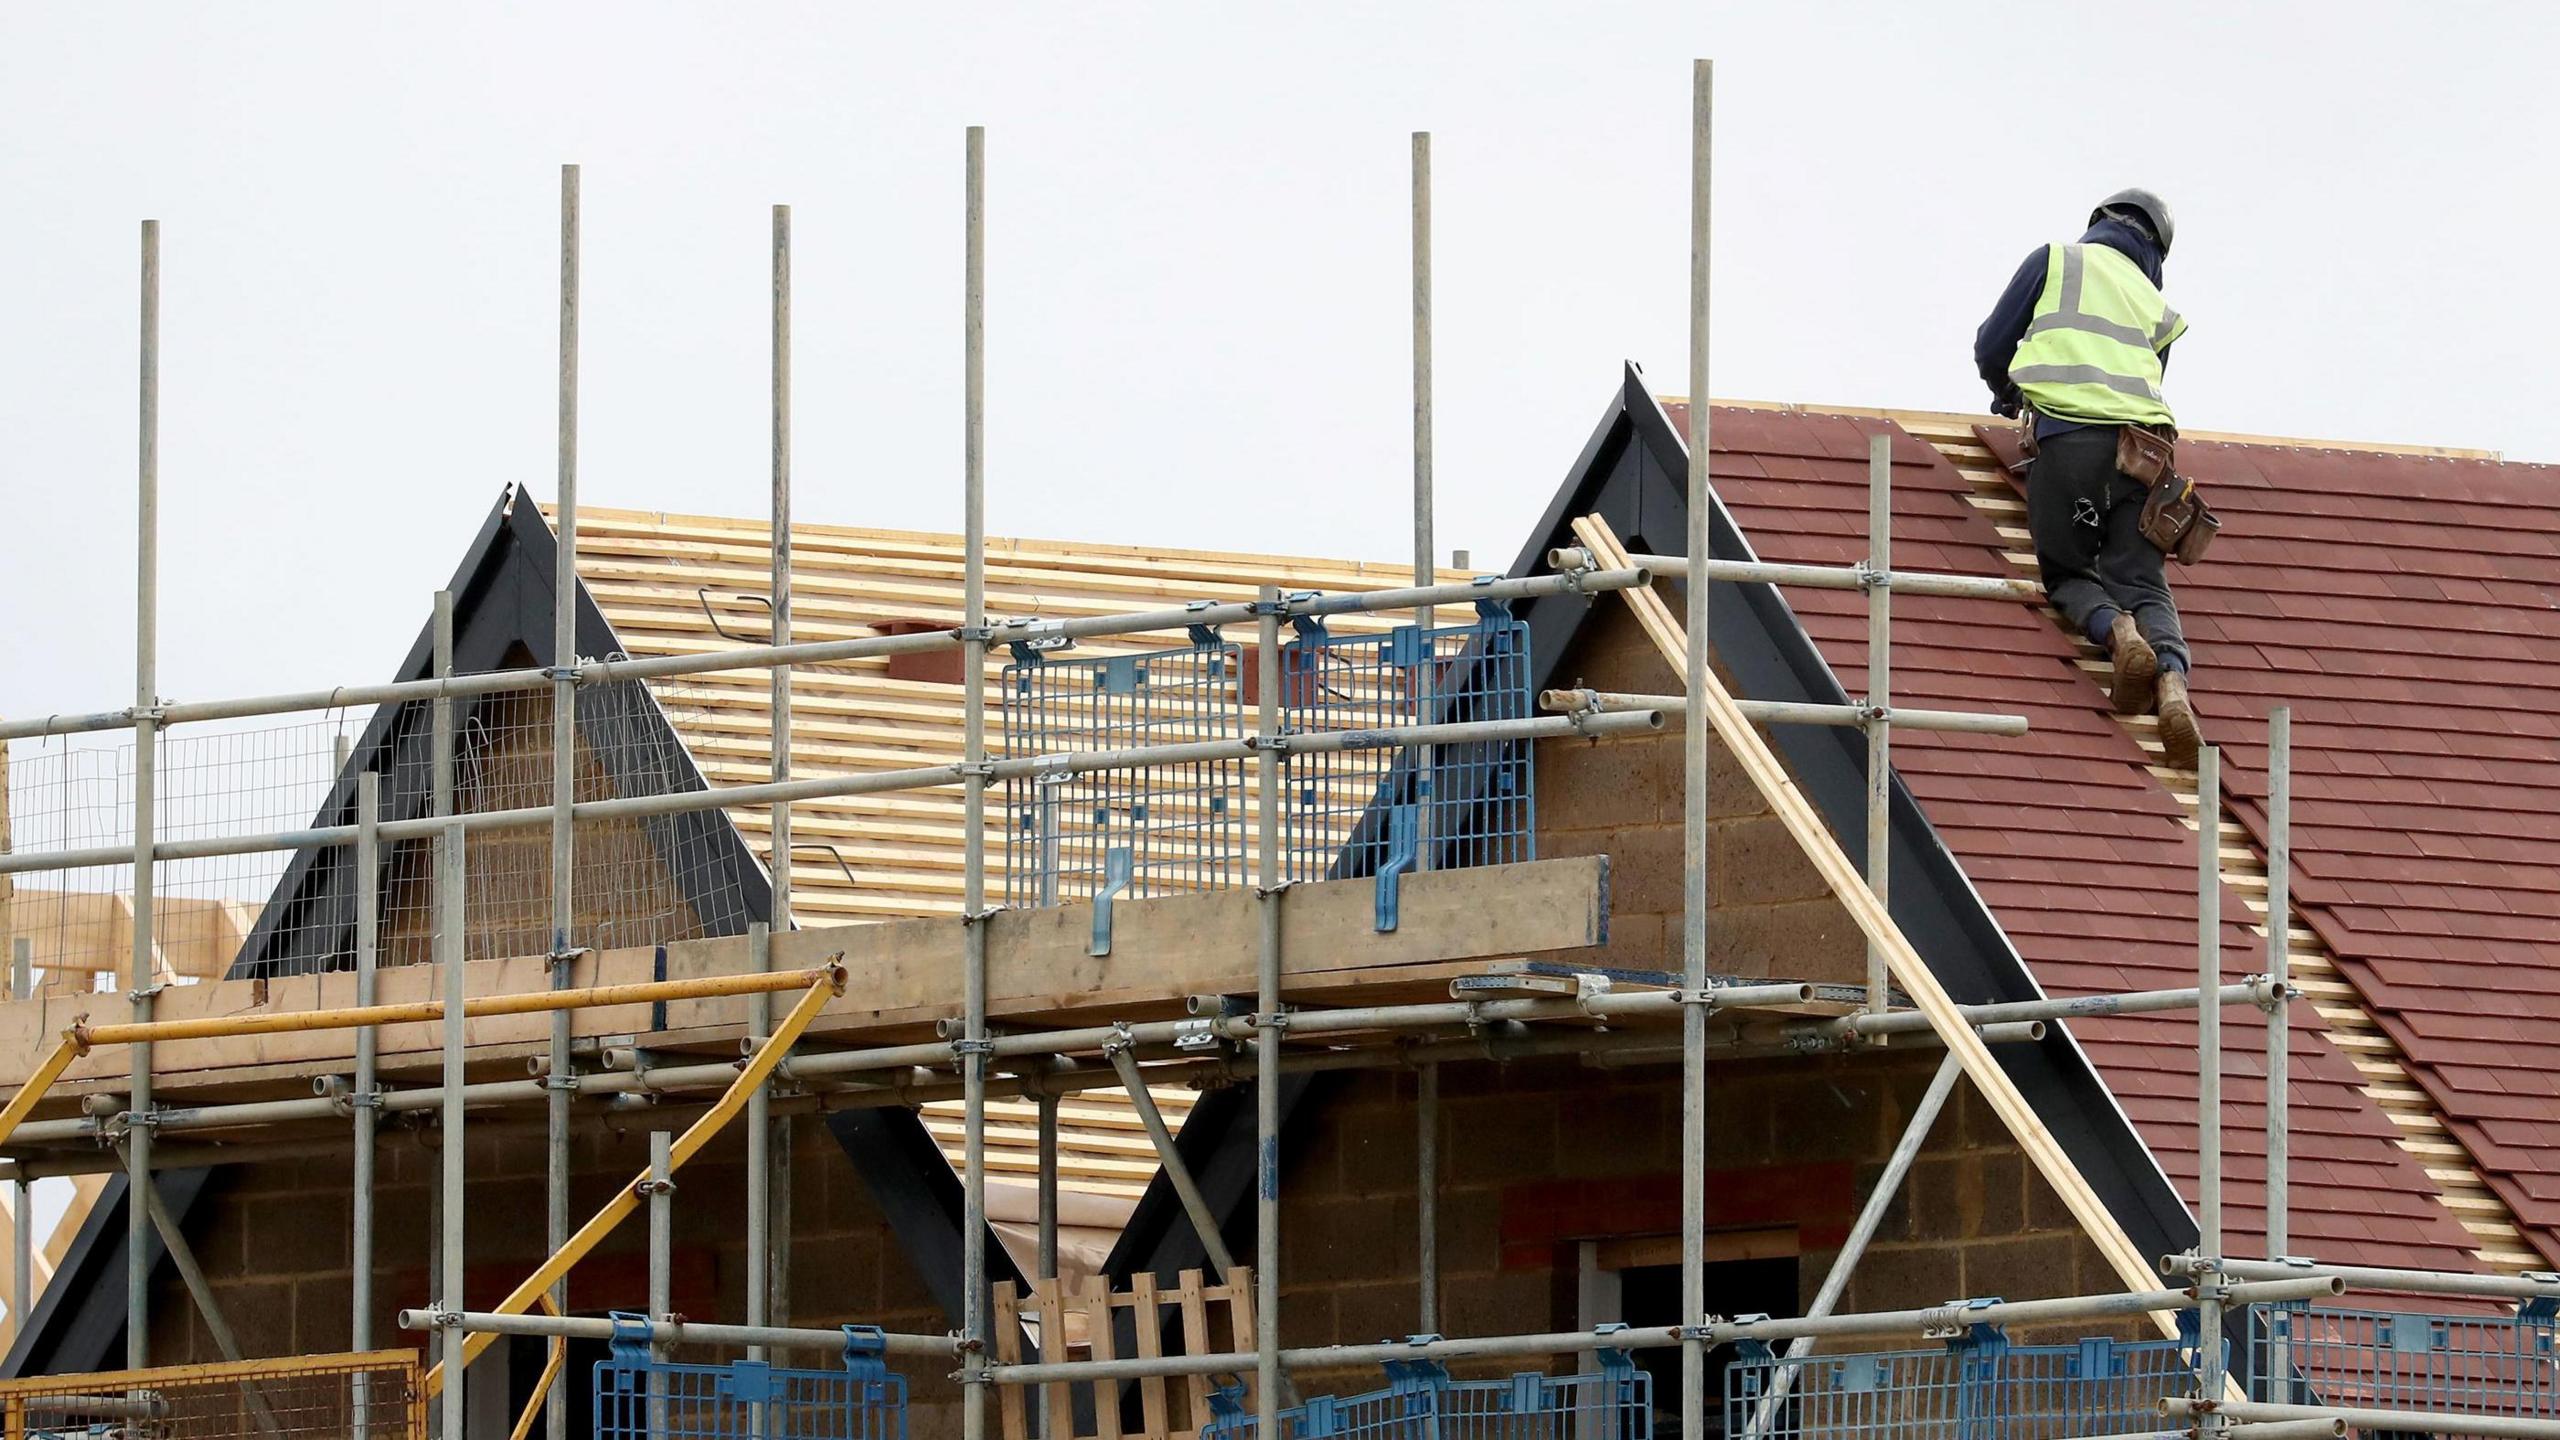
left=1975, top=217, right=2172, bottom=437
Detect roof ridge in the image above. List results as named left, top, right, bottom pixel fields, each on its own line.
left=1660, top=395, right=2506, bottom=463
left=545, top=503, right=1446, bottom=578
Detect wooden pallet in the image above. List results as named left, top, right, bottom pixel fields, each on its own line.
left=992, top=1267, right=1257, bottom=1440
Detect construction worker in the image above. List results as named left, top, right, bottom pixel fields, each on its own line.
left=1974, top=188, right=2202, bottom=768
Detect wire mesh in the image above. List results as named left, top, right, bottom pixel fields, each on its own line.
left=1206, top=1356, right=1651, bottom=1440
left=1279, top=609, right=1535, bottom=888
left=1721, top=1326, right=2194, bottom=1440
left=2251, top=1301, right=2560, bottom=1425
left=593, top=1318, right=908, bottom=1440
left=2, top=732, right=131, bottom=999
left=354, top=675, right=751, bottom=974
left=0, top=1348, right=425, bottom=1439
left=3, top=717, right=363, bottom=996
left=6, top=674, right=755, bottom=987
left=1002, top=639, right=1249, bottom=909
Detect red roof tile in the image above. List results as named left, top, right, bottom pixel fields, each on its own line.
left=1665, top=402, right=2495, bottom=1273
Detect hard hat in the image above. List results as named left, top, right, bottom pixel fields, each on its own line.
left=2090, top=188, right=2174, bottom=255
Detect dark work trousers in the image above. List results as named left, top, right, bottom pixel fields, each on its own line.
left=2025, top=425, right=2191, bottom=672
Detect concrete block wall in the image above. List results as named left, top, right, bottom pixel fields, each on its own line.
left=143, top=1114, right=964, bottom=1434
left=1533, top=603, right=1862, bottom=985
left=1272, top=1045, right=2125, bottom=1395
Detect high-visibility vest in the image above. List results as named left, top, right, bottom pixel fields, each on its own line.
left=2009, top=242, right=2188, bottom=428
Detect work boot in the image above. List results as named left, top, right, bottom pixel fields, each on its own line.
left=2106, top=614, right=2159, bottom=716
left=2156, top=670, right=2203, bottom=771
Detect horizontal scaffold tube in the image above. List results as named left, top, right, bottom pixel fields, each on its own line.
left=1541, top=688, right=2030, bottom=737
left=989, top=1287, right=2215, bottom=1385
left=1553, top=546, right=2040, bottom=603
left=0, top=996, right=2055, bottom=1151
left=1819, top=982, right=2271, bottom=1042
left=2203, top=1255, right=2560, bottom=1303
left=2166, top=1397, right=2560, bottom=1440
left=400, top=1308, right=956, bottom=1359
left=0, top=709, right=1664, bottom=877
left=0, top=568, right=1650, bottom=741
left=65, top=967, right=842, bottom=1051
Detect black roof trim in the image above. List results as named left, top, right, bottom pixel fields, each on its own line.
left=229, top=489, right=770, bottom=976
left=2, top=1169, right=212, bottom=1379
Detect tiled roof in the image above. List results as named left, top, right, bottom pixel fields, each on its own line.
left=2017, top=428, right=2560, bottom=1264
left=1663, top=400, right=2502, bottom=1274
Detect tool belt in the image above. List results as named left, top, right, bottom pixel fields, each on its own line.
left=2118, top=423, right=2220, bottom=564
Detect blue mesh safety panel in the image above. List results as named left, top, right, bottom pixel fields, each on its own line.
left=593, top=1316, right=908, bottom=1440
left=1723, top=1324, right=2195, bottom=1440
left=1003, top=639, right=1249, bottom=908
left=2252, top=1301, right=2560, bottom=1422
left=1278, top=610, right=1536, bottom=888
left=1203, top=1352, right=1649, bottom=1440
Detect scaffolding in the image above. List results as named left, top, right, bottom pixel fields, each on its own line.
left=0, top=57, right=2553, bottom=1440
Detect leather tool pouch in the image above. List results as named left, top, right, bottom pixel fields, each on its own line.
left=2124, top=425, right=2220, bottom=564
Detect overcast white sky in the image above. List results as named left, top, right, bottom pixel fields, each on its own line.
left=3, top=2, right=2555, bottom=722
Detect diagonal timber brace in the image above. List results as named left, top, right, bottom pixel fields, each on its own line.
left=1572, top=513, right=2172, bottom=1323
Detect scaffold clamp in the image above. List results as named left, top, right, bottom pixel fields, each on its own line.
left=1090, top=845, right=1134, bottom=957
left=607, top=1310, right=653, bottom=1361
left=841, top=1324, right=891, bottom=1384
left=1383, top=1338, right=1449, bottom=1392
left=1591, top=1321, right=1637, bottom=1379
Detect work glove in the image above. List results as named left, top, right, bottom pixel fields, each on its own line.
left=1991, top=386, right=2022, bottom=420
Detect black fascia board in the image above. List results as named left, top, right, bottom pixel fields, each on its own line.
left=2, top=1169, right=212, bottom=1379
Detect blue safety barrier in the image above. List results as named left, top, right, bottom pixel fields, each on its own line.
left=1723, top=1309, right=2198, bottom=1440
left=2251, top=1299, right=2560, bottom=1423
left=594, top=1314, right=908, bottom=1440
left=1203, top=1340, right=1649, bottom=1440
left=999, top=603, right=1536, bottom=933
left=1003, top=635, right=1250, bottom=923
left=1279, top=603, right=1535, bottom=930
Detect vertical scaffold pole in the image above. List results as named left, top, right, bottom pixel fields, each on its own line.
left=126, top=216, right=160, bottom=1372
left=9, top=1173, right=25, bottom=1350
left=544, top=161, right=580, bottom=1440
left=648, top=1129, right=674, bottom=1435
left=647, top=1131, right=673, bottom=1361
left=2263, top=709, right=2292, bottom=1393
left=1864, top=430, right=1891, bottom=1016
left=2263, top=710, right=2291, bottom=1259
left=352, top=770, right=381, bottom=1358
left=1679, top=58, right=1714, bottom=1440
left=433, top=591, right=464, bottom=1440
left=1036, top=1090, right=1059, bottom=1281
left=1254, top=584, right=1284, bottom=1436
left=961, top=123, right=992, bottom=1440
left=752, top=198, right=794, bottom=1360
left=746, top=919, right=772, bottom=1362
left=352, top=767, right=380, bottom=1438
left=2197, top=743, right=2226, bottom=1418
left=1410, top=126, right=1441, bottom=1337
